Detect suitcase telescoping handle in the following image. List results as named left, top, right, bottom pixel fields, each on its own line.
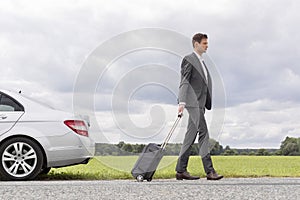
left=161, top=112, right=183, bottom=150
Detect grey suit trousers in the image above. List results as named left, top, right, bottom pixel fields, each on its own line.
left=175, top=107, right=211, bottom=173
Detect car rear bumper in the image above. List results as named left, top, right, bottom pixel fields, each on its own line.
left=46, top=143, right=95, bottom=167
left=42, top=132, right=95, bottom=168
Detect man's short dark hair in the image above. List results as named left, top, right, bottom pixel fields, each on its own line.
left=192, top=33, right=208, bottom=47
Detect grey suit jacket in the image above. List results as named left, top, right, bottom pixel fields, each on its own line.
left=178, top=52, right=212, bottom=109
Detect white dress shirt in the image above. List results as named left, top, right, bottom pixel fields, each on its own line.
left=193, top=50, right=208, bottom=83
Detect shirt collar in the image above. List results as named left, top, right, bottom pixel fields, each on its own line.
left=193, top=50, right=204, bottom=62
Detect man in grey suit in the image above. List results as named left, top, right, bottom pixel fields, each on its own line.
left=176, top=33, right=223, bottom=180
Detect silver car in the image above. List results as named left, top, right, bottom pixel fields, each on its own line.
left=0, top=89, right=95, bottom=181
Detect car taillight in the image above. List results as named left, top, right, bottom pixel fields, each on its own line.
left=64, top=120, right=88, bottom=137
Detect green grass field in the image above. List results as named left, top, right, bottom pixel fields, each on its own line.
left=40, top=156, right=300, bottom=180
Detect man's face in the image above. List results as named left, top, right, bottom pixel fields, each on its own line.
left=195, top=38, right=208, bottom=54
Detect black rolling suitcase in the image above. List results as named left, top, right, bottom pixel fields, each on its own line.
left=131, top=114, right=182, bottom=182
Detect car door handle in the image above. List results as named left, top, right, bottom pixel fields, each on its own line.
left=0, top=115, right=7, bottom=120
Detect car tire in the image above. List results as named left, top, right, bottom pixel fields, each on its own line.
left=0, top=137, right=44, bottom=181
left=40, top=167, right=51, bottom=175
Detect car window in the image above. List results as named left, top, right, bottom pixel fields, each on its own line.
left=0, top=105, right=15, bottom=111
left=0, top=93, right=24, bottom=112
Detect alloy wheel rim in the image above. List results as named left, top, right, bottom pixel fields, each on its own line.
left=2, top=142, right=37, bottom=178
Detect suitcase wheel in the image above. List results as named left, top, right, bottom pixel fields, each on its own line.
left=136, top=175, right=144, bottom=182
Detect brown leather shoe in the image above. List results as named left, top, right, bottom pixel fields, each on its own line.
left=176, top=172, right=200, bottom=180
left=206, top=171, right=223, bottom=180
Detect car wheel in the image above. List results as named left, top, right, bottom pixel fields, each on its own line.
left=0, top=137, right=44, bottom=181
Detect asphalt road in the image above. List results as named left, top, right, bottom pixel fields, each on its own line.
left=0, top=178, right=299, bottom=200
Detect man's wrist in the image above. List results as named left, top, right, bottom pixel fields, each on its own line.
left=179, top=102, right=186, bottom=106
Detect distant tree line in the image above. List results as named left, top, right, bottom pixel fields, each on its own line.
left=95, top=136, right=300, bottom=156
left=95, top=139, right=223, bottom=156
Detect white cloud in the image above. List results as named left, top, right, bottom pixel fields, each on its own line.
left=93, top=103, right=187, bottom=144
left=221, top=99, right=300, bottom=148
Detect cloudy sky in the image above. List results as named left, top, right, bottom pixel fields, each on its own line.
left=1, top=0, right=299, bottom=148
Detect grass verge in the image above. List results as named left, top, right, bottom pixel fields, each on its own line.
left=38, top=156, right=300, bottom=180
